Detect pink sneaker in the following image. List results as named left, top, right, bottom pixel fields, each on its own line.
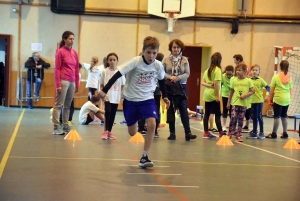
left=101, top=131, right=108, bottom=140
left=94, top=117, right=100, bottom=122
left=108, top=132, right=117, bottom=140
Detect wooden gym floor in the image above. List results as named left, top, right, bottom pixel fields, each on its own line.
left=0, top=107, right=299, bottom=201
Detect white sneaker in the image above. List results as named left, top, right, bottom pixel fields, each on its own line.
left=222, top=126, right=227, bottom=132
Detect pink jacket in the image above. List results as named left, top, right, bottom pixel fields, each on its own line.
left=55, top=46, right=79, bottom=88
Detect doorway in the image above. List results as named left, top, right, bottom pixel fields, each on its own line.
left=0, top=34, right=11, bottom=107
left=184, top=46, right=211, bottom=111
left=184, top=46, right=202, bottom=110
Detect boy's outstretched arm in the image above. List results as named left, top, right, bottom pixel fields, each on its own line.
left=99, top=71, right=123, bottom=99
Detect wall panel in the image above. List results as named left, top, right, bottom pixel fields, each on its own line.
left=80, top=16, right=137, bottom=65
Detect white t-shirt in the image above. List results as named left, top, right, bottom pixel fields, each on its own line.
left=83, top=63, right=104, bottom=89
left=100, top=68, right=125, bottom=104
left=118, top=56, right=165, bottom=101
left=78, top=101, right=99, bottom=124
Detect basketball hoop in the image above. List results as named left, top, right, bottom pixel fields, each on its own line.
left=164, top=10, right=180, bottom=32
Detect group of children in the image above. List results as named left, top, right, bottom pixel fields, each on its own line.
left=53, top=32, right=297, bottom=169
left=202, top=53, right=294, bottom=143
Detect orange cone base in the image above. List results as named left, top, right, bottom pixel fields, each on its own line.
left=283, top=138, right=300, bottom=149
left=64, top=129, right=82, bottom=140
left=129, top=132, right=145, bottom=143
left=216, top=135, right=234, bottom=146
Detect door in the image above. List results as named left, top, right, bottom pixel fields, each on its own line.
left=183, top=46, right=202, bottom=110
left=0, top=35, right=11, bottom=107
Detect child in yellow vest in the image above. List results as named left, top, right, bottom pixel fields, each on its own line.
left=227, top=64, right=254, bottom=142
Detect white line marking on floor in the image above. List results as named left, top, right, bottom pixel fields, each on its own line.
left=119, top=164, right=170, bottom=167
left=138, top=185, right=199, bottom=188
left=128, top=173, right=181, bottom=176
left=190, top=126, right=300, bottom=164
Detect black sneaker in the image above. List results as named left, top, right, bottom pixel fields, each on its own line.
left=208, top=128, right=218, bottom=133
left=167, top=133, right=176, bottom=140
left=280, top=132, right=289, bottom=139
left=246, top=131, right=258, bottom=139
left=138, top=156, right=154, bottom=168
left=185, top=133, right=197, bottom=141
left=139, top=130, right=147, bottom=136
left=266, top=132, right=277, bottom=139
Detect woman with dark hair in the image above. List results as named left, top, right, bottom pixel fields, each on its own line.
left=52, top=31, right=79, bottom=135
left=201, top=52, right=224, bottom=139
left=163, top=39, right=197, bottom=141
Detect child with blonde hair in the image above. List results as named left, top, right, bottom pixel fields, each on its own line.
left=246, top=64, right=270, bottom=139
left=227, top=64, right=254, bottom=142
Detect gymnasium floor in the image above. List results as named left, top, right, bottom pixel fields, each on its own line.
left=0, top=107, right=299, bottom=201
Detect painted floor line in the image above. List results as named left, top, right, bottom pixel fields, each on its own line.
left=190, top=125, right=300, bottom=164
left=8, top=156, right=300, bottom=168
left=0, top=109, right=25, bottom=179
left=127, top=173, right=181, bottom=176
left=138, top=185, right=199, bottom=188
left=119, top=164, right=170, bottom=167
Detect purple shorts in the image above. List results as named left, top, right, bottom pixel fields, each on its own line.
left=123, top=99, right=158, bottom=126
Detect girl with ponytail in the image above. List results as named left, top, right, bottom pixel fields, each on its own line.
left=267, top=60, right=293, bottom=139
left=83, top=56, right=104, bottom=101
left=52, top=31, right=79, bottom=135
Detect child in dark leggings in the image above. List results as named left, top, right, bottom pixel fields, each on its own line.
left=100, top=53, right=125, bottom=140
left=266, top=60, right=292, bottom=139
left=221, top=65, right=234, bottom=132
left=227, top=64, right=254, bottom=142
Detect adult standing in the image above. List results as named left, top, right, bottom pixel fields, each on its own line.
left=52, top=31, right=79, bottom=135
left=163, top=39, right=197, bottom=141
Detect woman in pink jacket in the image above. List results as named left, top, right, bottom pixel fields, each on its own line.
left=52, top=31, right=79, bottom=135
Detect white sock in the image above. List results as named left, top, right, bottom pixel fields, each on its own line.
left=142, top=151, right=148, bottom=157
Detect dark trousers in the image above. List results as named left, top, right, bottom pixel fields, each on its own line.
left=88, top=87, right=98, bottom=100
left=251, top=103, right=263, bottom=133
left=106, top=103, right=118, bottom=132
left=203, top=101, right=222, bottom=132
left=167, top=95, right=191, bottom=135
left=273, top=102, right=289, bottom=118
left=60, top=98, right=74, bottom=122
left=245, top=108, right=252, bottom=120
left=222, top=97, right=232, bottom=118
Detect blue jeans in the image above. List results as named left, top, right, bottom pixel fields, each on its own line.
left=26, top=78, right=42, bottom=108
left=251, top=103, right=263, bottom=133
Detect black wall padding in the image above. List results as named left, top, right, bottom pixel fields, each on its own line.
left=51, top=0, right=85, bottom=14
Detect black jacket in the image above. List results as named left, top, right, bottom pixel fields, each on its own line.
left=25, top=57, right=50, bottom=82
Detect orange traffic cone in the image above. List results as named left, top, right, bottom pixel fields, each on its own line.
left=283, top=138, right=300, bottom=149
left=216, top=135, right=234, bottom=146
left=64, top=129, right=82, bottom=141
left=128, top=132, right=145, bottom=143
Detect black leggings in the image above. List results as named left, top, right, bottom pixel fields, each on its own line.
left=222, top=97, right=232, bottom=118
left=203, top=101, right=222, bottom=132
left=88, top=88, right=98, bottom=100
left=245, top=108, right=252, bottom=120
left=105, top=103, right=118, bottom=132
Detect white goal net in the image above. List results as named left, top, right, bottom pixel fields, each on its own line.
left=277, top=49, right=300, bottom=116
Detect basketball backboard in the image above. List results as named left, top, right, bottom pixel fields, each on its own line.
left=148, top=0, right=195, bottom=19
